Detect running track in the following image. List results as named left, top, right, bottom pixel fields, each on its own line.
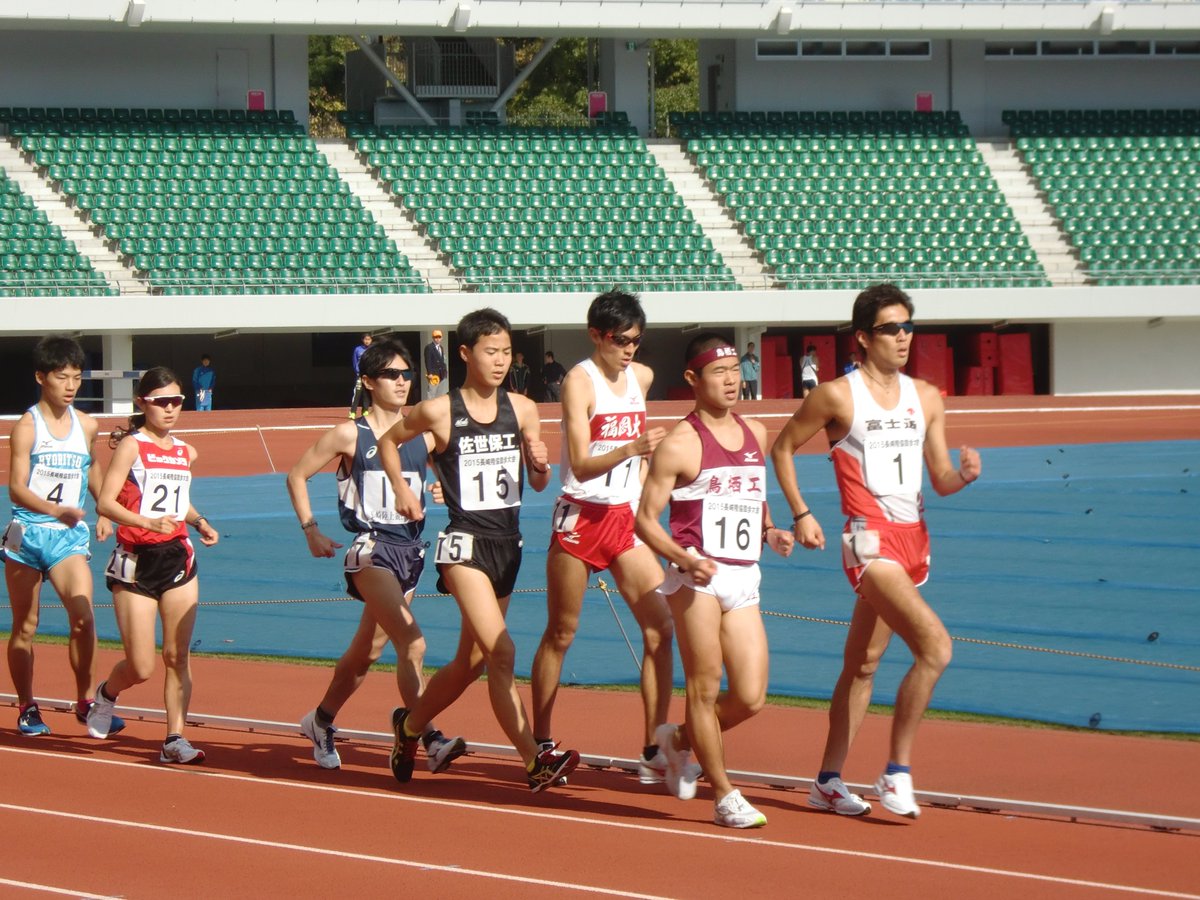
left=2, top=396, right=1199, bottom=897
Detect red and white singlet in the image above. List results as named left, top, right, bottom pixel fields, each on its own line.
left=559, top=358, right=647, bottom=506
left=668, top=412, right=767, bottom=566
left=831, top=369, right=927, bottom=525
left=114, top=432, right=193, bottom=547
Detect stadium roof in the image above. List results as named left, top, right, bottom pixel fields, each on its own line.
left=4, top=0, right=1199, bottom=38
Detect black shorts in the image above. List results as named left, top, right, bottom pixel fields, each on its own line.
left=435, top=529, right=523, bottom=599
left=105, top=538, right=197, bottom=601
left=343, top=532, right=427, bottom=600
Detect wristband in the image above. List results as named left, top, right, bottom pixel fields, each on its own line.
left=190, top=515, right=207, bottom=527
left=762, top=526, right=775, bottom=545
left=300, top=519, right=318, bottom=531
left=792, top=510, right=812, bottom=522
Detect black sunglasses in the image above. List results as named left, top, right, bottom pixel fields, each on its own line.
left=872, top=321, right=915, bottom=337
left=607, top=332, right=644, bottom=348
left=142, top=394, right=185, bottom=408
left=374, top=367, right=414, bottom=382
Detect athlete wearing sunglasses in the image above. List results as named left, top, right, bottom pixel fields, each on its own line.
left=772, top=283, right=981, bottom=822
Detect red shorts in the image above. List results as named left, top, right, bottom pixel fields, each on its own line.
left=548, top=495, right=638, bottom=572
left=841, top=519, right=930, bottom=591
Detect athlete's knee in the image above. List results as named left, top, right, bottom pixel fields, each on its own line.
left=402, top=633, right=427, bottom=669
left=66, top=606, right=95, bottom=636
left=919, top=631, right=953, bottom=674
left=126, top=655, right=157, bottom=684
left=540, top=617, right=578, bottom=653
left=11, top=612, right=40, bottom=643
left=483, top=635, right=517, bottom=676
left=160, top=645, right=190, bottom=675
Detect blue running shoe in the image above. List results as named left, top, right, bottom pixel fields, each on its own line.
left=18, top=703, right=51, bottom=736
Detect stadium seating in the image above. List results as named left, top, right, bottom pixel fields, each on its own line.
left=343, top=111, right=738, bottom=293
left=671, top=109, right=1049, bottom=290
left=1006, top=109, right=1200, bottom=286
left=1, top=108, right=427, bottom=295
left=0, top=168, right=114, bottom=297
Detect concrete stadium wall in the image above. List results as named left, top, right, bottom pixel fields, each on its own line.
left=0, top=31, right=308, bottom=124
left=1051, top=320, right=1200, bottom=396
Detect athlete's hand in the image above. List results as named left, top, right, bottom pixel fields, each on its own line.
left=766, top=526, right=795, bottom=557
left=958, top=445, right=982, bottom=485
left=56, top=505, right=86, bottom=528
left=428, top=480, right=445, bottom=505
left=145, top=515, right=179, bottom=535
left=794, top=516, right=825, bottom=551
left=392, top=479, right=425, bottom=521
left=524, top=435, right=550, bottom=473
left=196, top=518, right=220, bottom=547
left=632, top=426, right=667, bottom=458
left=304, top=527, right=342, bottom=558
left=94, top=515, right=113, bottom=542
left=682, top=554, right=718, bottom=587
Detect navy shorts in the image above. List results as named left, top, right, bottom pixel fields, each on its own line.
left=105, top=538, right=197, bottom=601
left=435, top=530, right=523, bottom=599
left=343, top=532, right=427, bottom=600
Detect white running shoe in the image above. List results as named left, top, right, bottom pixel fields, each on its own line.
left=808, top=777, right=872, bottom=816
left=714, top=789, right=767, bottom=829
left=299, top=709, right=341, bottom=770
left=875, top=771, right=920, bottom=819
left=86, top=684, right=116, bottom=739
left=637, top=748, right=667, bottom=784
left=425, top=731, right=468, bottom=774
left=159, top=737, right=206, bottom=765
left=654, top=723, right=699, bottom=801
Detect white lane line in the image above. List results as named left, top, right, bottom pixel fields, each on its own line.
left=2, top=747, right=1196, bottom=899
left=0, top=877, right=117, bottom=898
left=0, top=802, right=670, bottom=900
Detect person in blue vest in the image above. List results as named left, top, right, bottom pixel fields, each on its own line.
left=286, top=338, right=466, bottom=774
left=4, top=335, right=123, bottom=737
left=191, top=353, right=215, bottom=412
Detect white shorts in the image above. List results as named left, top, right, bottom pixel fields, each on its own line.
left=658, top=552, right=761, bottom=613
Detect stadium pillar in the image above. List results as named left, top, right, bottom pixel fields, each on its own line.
left=598, top=39, right=650, bottom=136
left=102, top=332, right=135, bottom=415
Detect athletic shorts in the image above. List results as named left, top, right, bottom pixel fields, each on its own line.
left=104, top=537, right=197, bottom=600
left=343, top=532, right=427, bottom=600
left=2, top=520, right=91, bottom=574
left=841, top=519, right=930, bottom=591
left=434, top=529, right=523, bottom=599
left=548, top=495, right=640, bottom=572
left=658, top=549, right=761, bottom=613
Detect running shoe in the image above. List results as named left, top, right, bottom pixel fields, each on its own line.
left=76, top=700, right=125, bottom=736
left=527, top=743, right=580, bottom=793
left=299, top=709, right=341, bottom=770
left=424, top=730, right=468, bottom=774
left=808, top=776, right=872, bottom=816
left=390, top=707, right=420, bottom=783
left=875, top=771, right=921, bottom=819
left=159, top=737, right=205, bottom=764
left=18, top=703, right=50, bottom=736
left=654, top=723, right=700, bottom=801
left=86, top=686, right=118, bottom=739
left=638, top=748, right=668, bottom=785
left=714, top=789, right=767, bottom=829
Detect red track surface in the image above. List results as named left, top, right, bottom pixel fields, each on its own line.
left=2, top=397, right=1199, bottom=897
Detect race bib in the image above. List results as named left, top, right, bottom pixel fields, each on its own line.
left=29, top=465, right=83, bottom=508
left=362, top=470, right=422, bottom=525
left=862, top=438, right=922, bottom=496
left=458, top=450, right=521, bottom=511
left=344, top=533, right=376, bottom=572
left=701, top=498, right=762, bottom=562
left=138, top=468, right=191, bottom=520
left=550, top=497, right=582, bottom=534
left=434, top=530, right=475, bottom=565
left=842, top=529, right=881, bottom=568
left=105, top=547, right=139, bottom=583
left=3, top=520, right=25, bottom=553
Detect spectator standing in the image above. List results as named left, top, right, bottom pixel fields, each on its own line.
left=542, top=351, right=566, bottom=402
left=349, top=333, right=373, bottom=419
left=739, top=342, right=761, bottom=400
left=800, top=344, right=819, bottom=399
left=192, top=354, right=215, bottom=412
left=508, top=351, right=531, bottom=396
left=423, top=329, right=448, bottom=400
